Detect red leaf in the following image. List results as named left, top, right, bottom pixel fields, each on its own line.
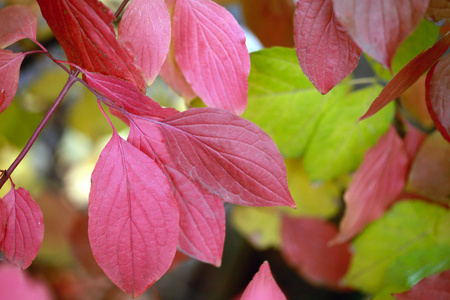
left=333, top=0, right=429, bottom=69
left=88, top=132, right=179, bottom=297
left=294, top=0, right=361, bottom=94
left=0, top=186, right=44, bottom=269
left=0, top=50, right=26, bottom=114
left=426, top=53, right=450, bottom=142
left=393, top=269, right=450, bottom=300
left=158, top=108, right=295, bottom=207
left=118, top=0, right=171, bottom=85
left=333, top=126, right=410, bottom=243
left=0, top=5, right=37, bottom=48
left=83, top=71, right=178, bottom=120
left=36, top=0, right=145, bottom=91
left=128, top=119, right=225, bottom=266
left=280, top=216, right=352, bottom=290
left=0, top=264, right=51, bottom=300
left=360, top=32, right=450, bottom=120
left=240, top=261, right=286, bottom=300
left=172, top=0, right=250, bottom=115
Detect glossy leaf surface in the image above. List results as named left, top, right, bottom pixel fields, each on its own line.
left=333, top=0, right=429, bottom=69
left=426, top=53, right=450, bottom=142
left=128, top=118, right=225, bottom=266
left=344, top=201, right=450, bottom=294
left=361, top=32, right=450, bottom=120
left=0, top=186, right=44, bottom=269
left=241, top=261, right=286, bottom=300
left=118, top=0, right=171, bottom=85
left=172, top=0, right=250, bottom=114
left=334, top=127, right=409, bottom=243
left=0, top=5, right=37, bottom=48
left=0, top=50, right=26, bottom=113
left=159, top=108, right=295, bottom=207
left=281, top=216, right=351, bottom=290
left=294, top=0, right=361, bottom=94
left=88, top=132, right=179, bottom=297
left=36, top=0, right=145, bottom=91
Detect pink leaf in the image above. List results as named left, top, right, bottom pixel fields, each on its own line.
left=158, top=108, right=295, bottom=207
left=333, top=126, right=409, bottom=243
left=118, top=0, right=171, bottom=85
left=360, top=32, right=450, bottom=120
left=172, top=0, right=250, bottom=115
left=241, top=261, right=286, bottom=300
left=280, top=216, right=352, bottom=290
left=0, top=50, right=26, bottom=114
left=88, top=132, right=179, bottom=297
left=0, top=186, right=44, bottom=269
left=159, top=47, right=197, bottom=102
left=394, top=269, right=450, bottom=300
left=36, top=0, right=145, bottom=91
left=426, top=53, right=450, bottom=142
left=333, top=0, right=429, bottom=69
left=0, top=5, right=37, bottom=49
left=294, top=0, right=361, bottom=94
left=0, top=264, right=51, bottom=300
left=83, top=71, right=178, bottom=120
left=128, top=119, right=225, bottom=266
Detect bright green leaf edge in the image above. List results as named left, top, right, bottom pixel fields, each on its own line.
left=344, top=200, right=450, bottom=295
left=367, top=19, right=439, bottom=81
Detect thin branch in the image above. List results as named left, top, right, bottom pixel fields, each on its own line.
left=0, top=75, right=78, bottom=189
left=114, top=0, right=130, bottom=19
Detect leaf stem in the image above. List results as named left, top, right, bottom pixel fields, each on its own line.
left=0, top=75, right=78, bottom=190
left=0, top=0, right=130, bottom=190
left=114, top=0, right=130, bottom=19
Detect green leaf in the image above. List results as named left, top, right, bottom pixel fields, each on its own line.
left=230, top=206, right=281, bottom=250
left=303, top=85, right=394, bottom=181
left=344, top=200, right=450, bottom=294
left=384, top=246, right=450, bottom=288
left=280, top=158, right=341, bottom=218
left=368, top=19, right=440, bottom=80
left=243, top=47, right=349, bottom=158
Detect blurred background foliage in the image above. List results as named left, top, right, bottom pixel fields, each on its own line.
left=1, top=0, right=449, bottom=299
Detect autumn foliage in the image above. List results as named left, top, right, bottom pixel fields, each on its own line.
left=0, top=0, right=449, bottom=299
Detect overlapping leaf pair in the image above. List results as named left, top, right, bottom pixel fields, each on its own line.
left=294, top=0, right=450, bottom=143
left=27, top=0, right=295, bottom=297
